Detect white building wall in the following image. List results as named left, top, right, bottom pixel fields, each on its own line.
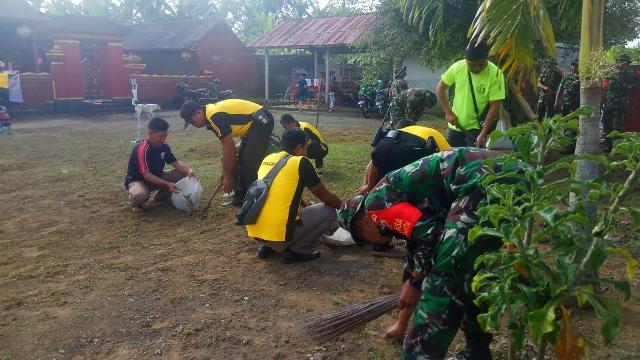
left=404, top=56, right=447, bottom=92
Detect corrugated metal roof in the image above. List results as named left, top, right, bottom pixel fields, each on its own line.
left=249, top=14, right=375, bottom=49
left=123, top=19, right=225, bottom=51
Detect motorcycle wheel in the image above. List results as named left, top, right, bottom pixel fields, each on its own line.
left=362, top=107, right=372, bottom=119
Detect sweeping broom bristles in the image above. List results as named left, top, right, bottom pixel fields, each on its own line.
left=300, top=294, right=400, bottom=342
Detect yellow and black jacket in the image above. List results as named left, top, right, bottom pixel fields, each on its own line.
left=205, top=99, right=262, bottom=139
left=246, top=151, right=320, bottom=242
left=298, top=121, right=326, bottom=146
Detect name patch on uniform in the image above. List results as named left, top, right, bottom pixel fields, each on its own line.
left=161, top=152, right=166, bottom=159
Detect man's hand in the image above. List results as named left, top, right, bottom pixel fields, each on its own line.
left=445, top=112, right=458, bottom=128
left=476, top=132, right=488, bottom=148
left=188, top=169, right=197, bottom=178
left=384, top=321, right=407, bottom=343
left=398, top=280, right=421, bottom=311
left=222, top=176, right=233, bottom=193
left=167, top=182, right=180, bottom=193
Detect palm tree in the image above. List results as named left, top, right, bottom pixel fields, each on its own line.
left=399, top=0, right=604, bottom=218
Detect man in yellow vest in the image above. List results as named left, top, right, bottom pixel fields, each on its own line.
left=181, top=99, right=274, bottom=206
left=279, top=113, right=328, bottom=173
left=0, top=60, right=8, bottom=105
left=357, top=120, right=451, bottom=196
left=246, top=128, right=342, bottom=263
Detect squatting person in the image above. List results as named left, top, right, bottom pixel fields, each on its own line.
left=124, top=117, right=197, bottom=211
left=180, top=99, right=274, bottom=206
left=245, top=128, right=342, bottom=263
left=280, top=113, right=329, bottom=173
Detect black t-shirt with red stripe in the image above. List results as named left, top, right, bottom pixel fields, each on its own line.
left=124, top=139, right=177, bottom=188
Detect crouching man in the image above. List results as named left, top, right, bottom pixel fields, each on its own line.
left=339, top=148, right=513, bottom=360
left=245, top=128, right=342, bottom=263
left=125, top=117, right=196, bottom=210
left=280, top=114, right=329, bottom=174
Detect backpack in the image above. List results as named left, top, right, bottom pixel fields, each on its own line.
left=235, top=154, right=292, bottom=225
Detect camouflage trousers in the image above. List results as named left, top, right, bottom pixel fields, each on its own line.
left=403, top=215, right=501, bottom=359
left=536, top=95, right=556, bottom=119
left=602, top=106, right=627, bottom=150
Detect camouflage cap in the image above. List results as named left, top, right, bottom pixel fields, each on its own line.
left=337, top=195, right=367, bottom=245
left=616, top=53, right=631, bottom=64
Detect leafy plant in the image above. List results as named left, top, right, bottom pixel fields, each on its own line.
left=471, top=109, right=640, bottom=359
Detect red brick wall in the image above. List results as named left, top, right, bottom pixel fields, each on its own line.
left=196, top=25, right=257, bottom=96
left=16, top=73, right=54, bottom=109
left=135, top=75, right=214, bottom=105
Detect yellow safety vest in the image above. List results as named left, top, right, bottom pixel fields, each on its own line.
left=299, top=121, right=326, bottom=144
left=205, top=99, right=262, bottom=138
left=399, top=126, right=451, bottom=151
left=246, top=151, right=306, bottom=242
left=0, top=73, right=8, bottom=89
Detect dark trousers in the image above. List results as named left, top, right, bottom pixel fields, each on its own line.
left=235, top=109, right=274, bottom=203
left=602, top=106, right=626, bottom=150
left=307, top=140, right=328, bottom=168
left=446, top=127, right=481, bottom=147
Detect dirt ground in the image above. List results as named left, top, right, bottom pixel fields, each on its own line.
left=1, top=109, right=639, bottom=360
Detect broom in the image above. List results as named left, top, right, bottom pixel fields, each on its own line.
left=300, top=294, right=400, bottom=342
left=200, top=180, right=224, bottom=214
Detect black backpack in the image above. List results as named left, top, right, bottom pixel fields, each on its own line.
left=235, top=155, right=291, bottom=225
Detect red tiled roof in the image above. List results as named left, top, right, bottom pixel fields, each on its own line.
left=249, top=14, right=375, bottom=49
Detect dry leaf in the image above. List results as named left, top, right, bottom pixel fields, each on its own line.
left=555, top=306, right=586, bottom=360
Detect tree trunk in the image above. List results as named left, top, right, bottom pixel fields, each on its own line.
left=571, top=0, right=604, bottom=223
left=510, top=82, right=537, bottom=121
left=572, top=87, right=602, bottom=221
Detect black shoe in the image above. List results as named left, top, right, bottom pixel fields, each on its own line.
left=257, top=245, right=273, bottom=259
left=281, top=249, right=320, bottom=264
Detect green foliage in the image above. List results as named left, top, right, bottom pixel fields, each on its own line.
left=580, top=50, right=616, bottom=88
left=607, top=45, right=640, bottom=64
left=352, top=0, right=436, bottom=84
left=472, top=110, right=640, bottom=356
left=547, top=0, right=640, bottom=48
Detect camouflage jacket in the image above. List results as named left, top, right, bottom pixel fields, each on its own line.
left=605, top=70, right=637, bottom=110
left=559, top=72, right=580, bottom=107
left=391, top=78, right=408, bottom=99
left=362, top=148, right=502, bottom=276
left=538, top=67, right=563, bottom=100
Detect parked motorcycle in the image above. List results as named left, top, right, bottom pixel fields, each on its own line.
left=176, top=77, right=234, bottom=106
left=358, top=87, right=389, bottom=119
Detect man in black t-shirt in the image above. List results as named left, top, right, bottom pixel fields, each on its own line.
left=125, top=117, right=197, bottom=210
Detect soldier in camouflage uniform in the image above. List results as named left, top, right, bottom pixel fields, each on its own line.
left=555, top=59, right=580, bottom=116
left=602, top=54, right=637, bottom=150
left=389, top=66, right=409, bottom=126
left=339, top=148, right=523, bottom=360
left=389, top=88, right=438, bottom=128
left=536, top=58, right=563, bottom=119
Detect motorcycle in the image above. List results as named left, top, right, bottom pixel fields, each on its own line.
left=358, top=87, right=389, bottom=119
left=176, top=78, right=234, bottom=106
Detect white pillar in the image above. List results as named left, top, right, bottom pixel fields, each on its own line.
left=324, top=48, right=330, bottom=107
left=264, top=50, right=269, bottom=103
left=314, top=49, right=318, bottom=80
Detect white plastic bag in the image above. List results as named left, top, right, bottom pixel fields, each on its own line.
left=171, top=177, right=203, bottom=212
left=486, top=117, right=514, bottom=150
left=321, top=227, right=356, bottom=247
